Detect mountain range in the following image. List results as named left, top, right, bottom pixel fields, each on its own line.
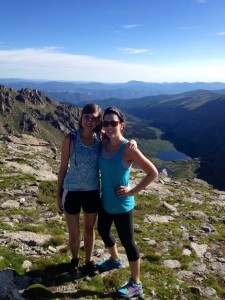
left=0, top=81, right=225, bottom=191
left=1, top=78, right=225, bottom=100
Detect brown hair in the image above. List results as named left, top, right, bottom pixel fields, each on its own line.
left=103, top=106, right=126, bottom=124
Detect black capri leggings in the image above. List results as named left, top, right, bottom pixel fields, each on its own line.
left=97, top=207, right=140, bottom=262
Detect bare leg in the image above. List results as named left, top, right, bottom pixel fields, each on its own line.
left=107, top=244, right=120, bottom=261
left=129, top=258, right=140, bottom=283
left=83, top=212, right=97, bottom=262
left=64, top=212, right=80, bottom=259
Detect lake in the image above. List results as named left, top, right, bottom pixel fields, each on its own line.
left=156, top=149, right=192, bottom=162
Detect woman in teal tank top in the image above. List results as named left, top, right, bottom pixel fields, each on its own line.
left=97, top=107, right=158, bottom=299
left=99, top=139, right=134, bottom=214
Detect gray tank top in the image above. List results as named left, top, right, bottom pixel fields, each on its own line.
left=63, top=129, right=101, bottom=191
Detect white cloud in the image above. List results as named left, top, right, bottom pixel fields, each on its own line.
left=122, top=24, right=142, bottom=29
left=217, top=32, right=225, bottom=36
left=0, top=47, right=154, bottom=82
left=0, top=47, right=224, bottom=83
left=118, top=48, right=151, bottom=54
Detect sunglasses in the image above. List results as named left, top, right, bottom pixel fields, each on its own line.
left=102, top=120, right=120, bottom=127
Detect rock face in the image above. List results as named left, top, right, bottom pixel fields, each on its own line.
left=0, top=85, right=14, bottom=114
left=0, top=134, right=225, bottom=299
left=16, top=88, right=54, bottom=106
left=0, top=85, right=80, bottom=147
left=0, top=269, right=30, bottom=300
left=19, top=112, right=40, bottom=133
left=1, top=134, right=58, bottom=180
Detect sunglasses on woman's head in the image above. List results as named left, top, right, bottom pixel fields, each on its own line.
left=102, top=120, right=121, bottom=127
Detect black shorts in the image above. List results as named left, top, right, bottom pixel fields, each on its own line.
left=62, top=189, right=101, bottom=215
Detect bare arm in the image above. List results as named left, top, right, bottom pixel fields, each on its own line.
left=116, top=145, right=158, bottom=197
left=57, top=134, right=71, bottom=210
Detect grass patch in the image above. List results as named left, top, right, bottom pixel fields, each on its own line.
left=0, top=173, right=36, bottom=189
left=43, top=236, right=65, bottom=248
left=37, top=181, right=58, bottom=212
left=15, top=223, right=46, bottom=233
left=0, top=246, right=27, bottom=275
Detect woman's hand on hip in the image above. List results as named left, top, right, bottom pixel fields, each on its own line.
left=116, top=186, right=133, bottom=197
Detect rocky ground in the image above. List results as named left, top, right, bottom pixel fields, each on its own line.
left=0, top=134, right=224, bottom=300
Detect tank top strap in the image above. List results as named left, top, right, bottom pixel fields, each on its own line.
left=117, top=139, right=128, bottom=155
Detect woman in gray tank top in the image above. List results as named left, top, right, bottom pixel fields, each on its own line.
left=57, top=103, right=102, bottom=277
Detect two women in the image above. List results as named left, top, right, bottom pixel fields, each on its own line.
left=57, top=104, right=136, bottom=277
left=57, top=104, right=158, bottom=298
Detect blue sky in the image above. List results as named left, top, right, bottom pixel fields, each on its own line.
left=0, top=0, right=225, bottom=83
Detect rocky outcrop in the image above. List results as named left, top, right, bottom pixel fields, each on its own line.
left=0, top=85, right=14, bottom=114
left=0, top=85, right=80, bottom=146
left=19, top=113, right=40, bottom=133
left=0, top=134, right=58, bottom=179
left=54, top=104, right=81, bottom=131
left=16, top=88, right=54, bottom=106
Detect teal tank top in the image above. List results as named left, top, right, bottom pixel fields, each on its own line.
left=63, top=129, right=101, bottom=191
left=99, top=140, right=134, bottom=214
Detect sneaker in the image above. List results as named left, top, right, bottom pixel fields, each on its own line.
left=117, top=278, right=143, bottom=298
left=70, top=258, right=79, bottom=270
left=81, top=261, right=99, bottom=276
left=69, top=258, right=82, bottom=279
left=97, top=257, right=123, bottom=272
